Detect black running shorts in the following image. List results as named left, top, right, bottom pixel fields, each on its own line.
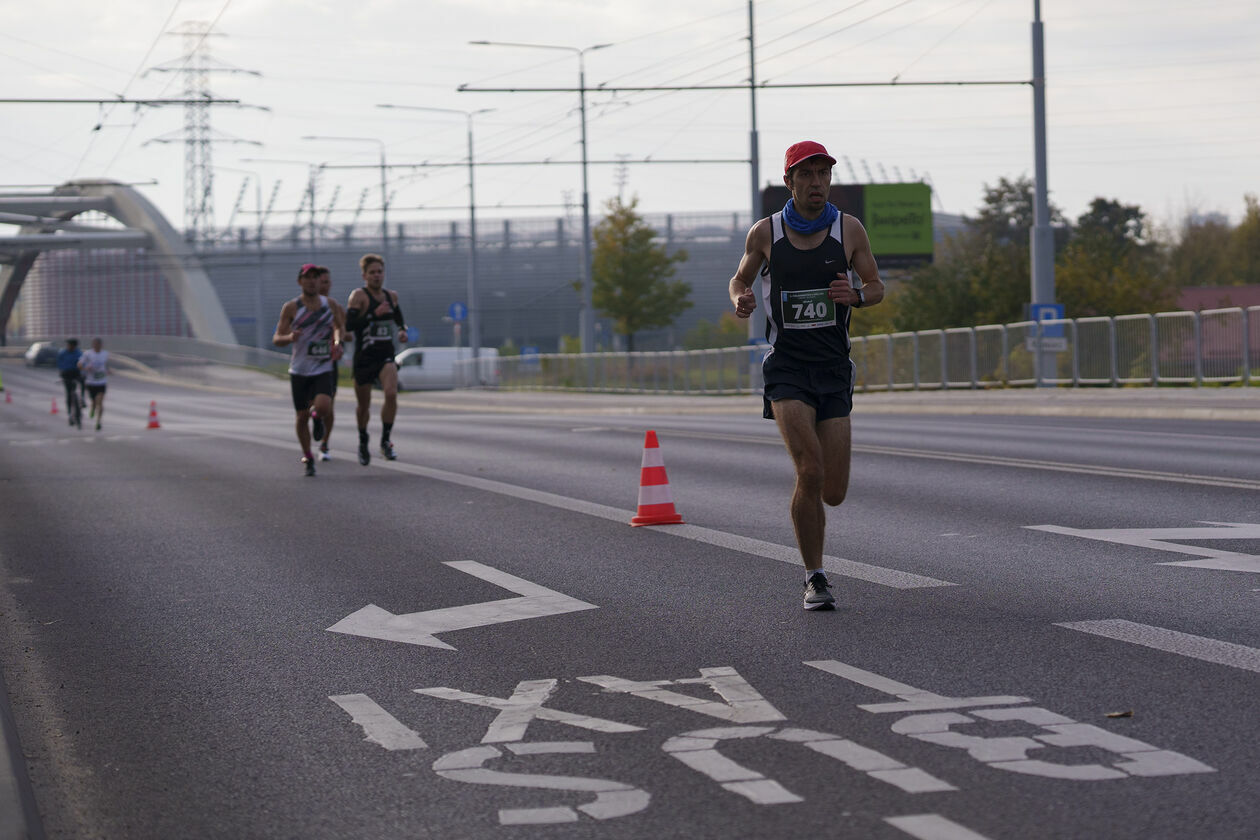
left=762, top=351, right=855, bottom=421
left=86, top=384, right=106, bottom=400
left=352, top=352, right=395, bottom=387
left=290, top=370, right=336, bottom=412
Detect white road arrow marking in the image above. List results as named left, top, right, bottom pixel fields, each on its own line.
left=326, top=561, right=597, bottom=650
left=1027, top=521, right=1260, bottom=573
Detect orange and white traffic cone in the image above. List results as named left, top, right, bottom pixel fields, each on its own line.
left=50, top=398, right=58, bottom=415
left=146, top=400, right=161, bottom=429
left=630, top=430, right=685, bottom=527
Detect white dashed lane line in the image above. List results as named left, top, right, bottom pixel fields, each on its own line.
left=1056, top=619, right=1260, bottom=674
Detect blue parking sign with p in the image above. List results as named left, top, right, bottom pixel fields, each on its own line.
left=1034, top=303, right=1065, bottom=338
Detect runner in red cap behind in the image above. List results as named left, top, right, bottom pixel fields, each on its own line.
left=728, top=140, right=886, bottom=611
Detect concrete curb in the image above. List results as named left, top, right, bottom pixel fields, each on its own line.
left=0, top=664, right=43, bottom=840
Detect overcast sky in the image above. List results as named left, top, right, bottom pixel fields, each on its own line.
left=2, top=0, right=1257, bottom=239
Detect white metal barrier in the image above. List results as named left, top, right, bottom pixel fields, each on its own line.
left=458, top=306, right=1259, bottom=393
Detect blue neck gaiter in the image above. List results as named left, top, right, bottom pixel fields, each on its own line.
left=782, top=198, right=838, bottom=234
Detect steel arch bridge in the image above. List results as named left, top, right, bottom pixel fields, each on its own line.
left=0, top=179, right=233, bottom=344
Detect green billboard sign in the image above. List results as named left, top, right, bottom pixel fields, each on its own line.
left=761, top=182, right=934, bottom=266
left=863, top=183, right=933, bottom=259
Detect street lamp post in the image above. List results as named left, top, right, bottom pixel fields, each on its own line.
left=1030, top=0, right=1056, bottom=386
left=469, top=40, right=610, bottom=354
left=376, top=104, right=493, bottom=366
left=302, top=136, right=389, bottom=261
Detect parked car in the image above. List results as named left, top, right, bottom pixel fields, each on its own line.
left=24, top=341, right=59, bottom=367
left=396, top=347, right=499, bottom=390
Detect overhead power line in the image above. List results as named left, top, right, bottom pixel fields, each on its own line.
left=460, top=79, right=1030, bottom=93
left=0, top=98, right=241, bottom=104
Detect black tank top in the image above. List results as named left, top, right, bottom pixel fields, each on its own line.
left=761, top=211, right=853, bottom=364
left=353, top=287, right=397, bottom=358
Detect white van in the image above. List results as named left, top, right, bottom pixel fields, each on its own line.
left=395, top=347, right=499, bottom=390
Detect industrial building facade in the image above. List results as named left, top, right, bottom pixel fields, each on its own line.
left=17, top=210, right=751, bottom=353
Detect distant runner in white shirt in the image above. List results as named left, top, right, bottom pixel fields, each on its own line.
left=78, top=337, right=111, bottom=432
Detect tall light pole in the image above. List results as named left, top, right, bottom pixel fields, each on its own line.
left=302, top=135, right=389, bottom=261
left=1030, top=0, right=1055, bottom=384
left=747, top=0, right=764, bottom=350
left=377, top=104, right=493, bottom=364
left=470, top=40, right=610, bottom=353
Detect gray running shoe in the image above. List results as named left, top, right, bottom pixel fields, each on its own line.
left=380, top=440, right=396, bottom=461
left=303, top=456, right=316, bottom=477
left=358, top=439, right=371, bottom=466
left=803, top=571, right=835, bottom=611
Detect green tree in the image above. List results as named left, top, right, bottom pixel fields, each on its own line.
left=1056, top=198, right=1175, bottom=316
left=591, top=195, right=691, bottom=352
left=1228, top=194, right=1260, bottom=285
left=1168, top=212, right=1234, bottom=287
left=896, top=176, right=1067, bottom=331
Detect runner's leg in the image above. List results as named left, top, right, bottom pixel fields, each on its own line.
left=772, top=399, right=826, bottom=571
left=816, top=416, right=852, bottom=507
left=378, top=362, right=399, bottom=442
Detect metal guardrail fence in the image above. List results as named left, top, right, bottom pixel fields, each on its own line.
left=459, top=306, right=1259, bottom=393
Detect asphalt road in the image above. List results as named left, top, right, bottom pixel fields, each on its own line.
left=1, top=359, right=1257, bottom=840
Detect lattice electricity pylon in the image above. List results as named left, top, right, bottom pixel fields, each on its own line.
left=143, top=21, right=263, bottom=245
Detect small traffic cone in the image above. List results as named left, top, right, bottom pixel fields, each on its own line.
left=50, top=398, right=59, bottom=415
left=630, top=430, right=685, bottom=527
left=5, top=390, right=11, bottom=403
left=146, top=400, right=161, bottom=429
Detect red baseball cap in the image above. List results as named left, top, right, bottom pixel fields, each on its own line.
left=784, top=140, right=836, bottom=174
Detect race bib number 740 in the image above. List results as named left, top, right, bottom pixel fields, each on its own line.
left=781, top=288, right=836, bottom=329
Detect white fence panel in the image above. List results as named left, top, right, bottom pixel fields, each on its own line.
left=447, top=306, right=1255, bottom=394
left=974, top=325, right=1007, bottom=387
left=1075, top=317, right=1115, bottom=385
left=1199, top=307, right=1246, bottom=383
left=1115, top=314, right=1154, bottom=385
left=1155, top=311, right=1198, bottom=384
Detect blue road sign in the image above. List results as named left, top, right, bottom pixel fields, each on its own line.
left=1034, top=303, right=1065, bottom=338
left=448, top=302, right=467, bottom=322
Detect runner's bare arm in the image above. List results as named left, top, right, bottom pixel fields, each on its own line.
left=845, top=215, right=884, bottom=306
left=273, top=301, right=298, bottom=346
left=730, top=219, right=771, bottom=318
left=331, top=305, right=346, bottom=360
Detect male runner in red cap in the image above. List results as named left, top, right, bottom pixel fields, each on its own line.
left=728, top=140, right=885, bottom=611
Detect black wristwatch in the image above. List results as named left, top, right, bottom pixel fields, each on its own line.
left=853, top=288, right=865, bottom=308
